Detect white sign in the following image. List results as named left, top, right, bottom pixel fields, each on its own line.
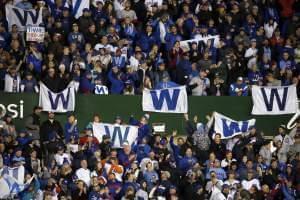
left=142, top=86, right=188, bottom=113
left=26, top=26, right=45, bottom=42
left=5, top=5, right=43, bottom=31
left=180, top=35, right=220, bottom=50
left=93, top=123, right=138, bottom=148
left=94, top=85, right=109, bottom=95
left=214, top=112, right=256, bottom=139
left=252, top=85, right=298, bottom=115
left=39, top=83, right=75, bottom=113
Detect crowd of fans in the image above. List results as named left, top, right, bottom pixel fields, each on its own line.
left=0, top=0, right=300, bottom=199
left=0, top=108, right=300, bottom=199
left=0, top=0, right=299, bottom=95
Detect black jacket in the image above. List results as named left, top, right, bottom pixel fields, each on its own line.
left=40, top=119, right=63, bottom=142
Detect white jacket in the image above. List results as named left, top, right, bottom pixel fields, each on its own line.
left=264, top=22, right=278, bottom=38
left=241, top=178, right=261, bottom=190
left=4, top=73, right=20, bottom=93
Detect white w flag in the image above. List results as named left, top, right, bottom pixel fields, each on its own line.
left=72, top=0, right=90, bottom=19
left=1, top=165, right=25, bottom=184
left=251, top=85, right=298, bottom=115
left=93, top=123, right=138, bottom=148
left=213, top=112, right=256, bottom=139
left=39, top=82, right=76, bottom=113
left=0, top=174, right=34, bottom=199
left=5, top=5, right=43, bottom=31
left=142, top=86, right=188, bottom=113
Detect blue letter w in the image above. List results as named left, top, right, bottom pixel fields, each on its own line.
left=150, top=89, right=180, bottom=110
left=104, top=126, right=129, bottom=145
left=95, top=86, right=105, bottom=94
left=261, top=87, right=288, bottom=111
left=48, top=88, right=70, bottom=110
left=222, top=119, right=249, bottom=137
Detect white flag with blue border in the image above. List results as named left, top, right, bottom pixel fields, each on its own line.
left=72, top=0, right=90, bottom=19
left=39, top=82, right=76, bottom=113
left=142, top=86, right=188, bottom=113
left=5, top=4, right=43, bottom=31
left=251, top=85, right=298, bottom=115
left=214, top=112, right=256, bottom=139
left=0, top=166, right=34, bottom=199
left=93, top=123, right=138, bottom=148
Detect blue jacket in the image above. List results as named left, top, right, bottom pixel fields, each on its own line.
left=20, top=79, right=37, bottom=92
left=80, top=73, right=94, bottom=93
left=182, top=17, right=194, bottom=37
left=143, top=170, right=159, bottom=190
left=248, top=71, right=263, bottom=85
left=120, top=181, right=139, bottom=197
left=165, top=33, right=182, bottom=51
left=176, top=59, right=192, bottom=75
left=135, top=144, right=151, bottom=162
left=179, top=156, right=198, bottom=173
left=107, top=180, right=122, bottom=198
left=67, top=32, right=85, bottom=48
left=27, top=54, right=42, bottom=74
left=45, top=0, right=68, bottom=18
left=89, top=190, right=102, bottom=200
left=229, top=83, right=248, bottom=96
left=112, top=56, right=126, bottom=69
left=281, top=184, right=296, bottom=200
left=154, top=19, right=174, bottom=43
left=64, top=122, right=79, bottom=143
left=16, top=136, right=31, bottom=146
left=108, top=70, right=124, bottom=94
left=122, top=24, right=137, bottom=40
left=129, top=117, right=151, bottom=144
left=137, top=32, right=158, bottom=53
left=206, top=167, right=227, bottom=181
left=170, top=136, right=183, bottom=165
left=118, top=150, right=135, bottom=169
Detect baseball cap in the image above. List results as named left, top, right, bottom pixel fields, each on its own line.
left=115, top=115, right=122, bottom=120
left=279, top=124, right=286, bottom=129
left=237, top=77, right=243, bottom=81
left=102, top=134, right=111, bottom=140
left=123, top=141, right=130, bottom=146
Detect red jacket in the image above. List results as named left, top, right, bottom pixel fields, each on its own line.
left=278, top=0, right=295, bottom=18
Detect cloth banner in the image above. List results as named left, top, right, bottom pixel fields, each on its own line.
left=142, top=86, right=188, bottom=113
left=5, top=5, right=43, bottom=31
left=180, top=35, right=220, bottom=50
left=251, top=85, right=298, bottom=115
left=0, top=173, right=34, bottom=199
left=214, top=112, right=256, bottom=139
left=72, top=0, right=90, bottom=19
left=1, top=165, right=25, bottom=184
left=39, top=83, right=75, bottom=113
left=93, top=123, right=138, bottom=148
left=26, top=26, right=45, bottom=42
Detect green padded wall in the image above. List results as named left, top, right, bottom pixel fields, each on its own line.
left=0, top=92, right=293, bottom=136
